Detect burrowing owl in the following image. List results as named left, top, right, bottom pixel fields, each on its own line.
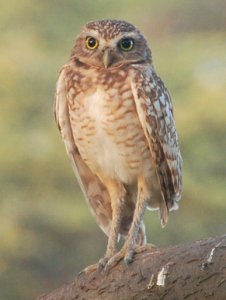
left=55, top=19, right=182, bottom=270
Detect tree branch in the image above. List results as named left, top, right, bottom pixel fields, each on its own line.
left=36, top=234, right=226, bottom=300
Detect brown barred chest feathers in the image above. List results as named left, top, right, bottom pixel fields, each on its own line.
left=67, top=66, right=154, bottom=184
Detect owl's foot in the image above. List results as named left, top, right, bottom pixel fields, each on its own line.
left=104, top=244, right=136, bottom=273
left=97, top=256, right=110, bottom=271
left=78, top=262, right=99, bottom=276
left=135, top=243, right=156, bottom=254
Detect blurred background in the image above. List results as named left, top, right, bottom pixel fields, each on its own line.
left=0, top=0, right=226, bottom=299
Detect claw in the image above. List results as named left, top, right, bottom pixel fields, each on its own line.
left=124, top=250, right=134, bottom=266
left=98, top=256, right=109, bottom=271
left=135, top=243, right=156, bottom=254
left=104, top=246, right=135, bottom=273
left=78, top=263, right=98, bottom=276
left=104, top=252, right=123, bottom=273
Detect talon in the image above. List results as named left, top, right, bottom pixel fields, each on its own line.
left=124, top=251, right=134, bottom=265
left=97, top=258, right=107, bottom=272
left=104, top=252, right=124, bottom=273
left=137, top=243, right=156, bottom=254
left=78, top=263, right=98, bottom=276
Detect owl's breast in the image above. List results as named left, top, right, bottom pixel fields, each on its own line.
left=68, top=70, right=153, bottom=184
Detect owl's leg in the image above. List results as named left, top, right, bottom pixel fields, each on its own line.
left=98, top=178, right=126, bottom=268
left=105, top=176, right=150, bottom=271
left=136, top=220, right=147, bottom=246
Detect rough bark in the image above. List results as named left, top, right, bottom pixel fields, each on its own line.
left=36, top=234, right=226, bottom=300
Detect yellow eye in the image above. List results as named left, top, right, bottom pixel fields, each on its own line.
left=85, top=36, right=99, bottom=50
left=119, top=38, right=134, bottom=51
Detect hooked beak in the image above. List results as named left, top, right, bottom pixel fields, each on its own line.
left=102, top=49, right=114, bottom=69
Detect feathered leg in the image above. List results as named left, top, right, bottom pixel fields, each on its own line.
left=98, top=178, right=126, bottom=268
left=105, top=176, right=150, bottom=270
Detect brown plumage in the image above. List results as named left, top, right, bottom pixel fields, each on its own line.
left=55, top=19, right=182, bottom=269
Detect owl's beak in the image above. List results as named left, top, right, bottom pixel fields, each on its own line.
left=103, top=49, right=113, bottom=69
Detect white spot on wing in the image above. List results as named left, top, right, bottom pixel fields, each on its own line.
left=159, top=94, right=166, bottom=106
left=154, top=100, right=161, bottom=111
left=165, top=116, right=171, bottom=126
left=165, top=102, right=171, bottom=118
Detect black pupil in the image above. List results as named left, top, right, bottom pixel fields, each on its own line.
left=121, top=38, right=133, bottom=49
left=88, top=38, right=96, bottom=48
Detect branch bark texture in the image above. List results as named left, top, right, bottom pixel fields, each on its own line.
left=36, top=234, right=226, bottom=300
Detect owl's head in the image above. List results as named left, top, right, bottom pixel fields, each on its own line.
left=71, top=20, right=152, bottom=69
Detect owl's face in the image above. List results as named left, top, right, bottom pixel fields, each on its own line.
left=71, top=20, right=151, bottom=69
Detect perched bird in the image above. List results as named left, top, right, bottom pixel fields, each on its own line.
left=55, top=19, right=182, bottom=270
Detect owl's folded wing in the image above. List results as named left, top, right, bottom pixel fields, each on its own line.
left=131, top=68, right=182, bottom=226
left=55, top=67, right=112, bottom=236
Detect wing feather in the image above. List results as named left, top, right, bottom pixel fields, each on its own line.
left=55, top=66, right=146, bottom=239
left=131, top=67, right=182, bottom=226
left=55, top=67, right=113, bottom=236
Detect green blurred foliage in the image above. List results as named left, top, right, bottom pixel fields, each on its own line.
left=0, top=1, right=226, bottom=299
